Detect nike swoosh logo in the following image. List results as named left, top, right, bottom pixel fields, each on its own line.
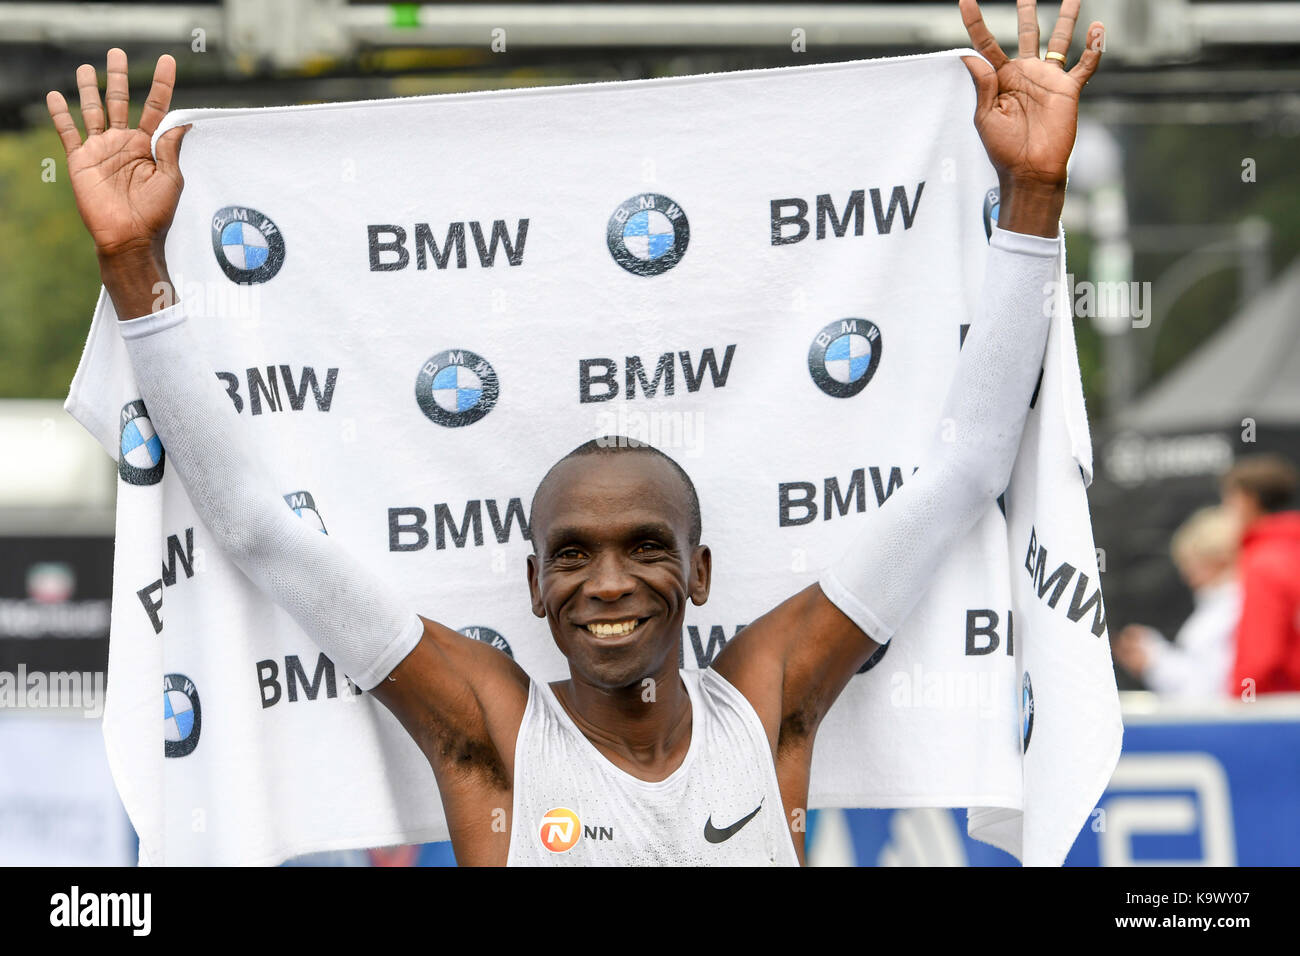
left=704, top=798, right=764, bottom=844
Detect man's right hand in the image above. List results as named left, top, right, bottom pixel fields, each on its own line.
left=1112, top=624, right=1155, bottom=676
left=47, top=48, right=189, bottom=318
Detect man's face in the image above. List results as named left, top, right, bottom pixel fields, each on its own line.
left=526, top=453, right=710, bottom=690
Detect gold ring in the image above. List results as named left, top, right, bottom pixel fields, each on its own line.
left=1045, top=51, right=1067, bottom=65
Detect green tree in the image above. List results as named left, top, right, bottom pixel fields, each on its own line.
left=0, top=123, right=103, bottom=398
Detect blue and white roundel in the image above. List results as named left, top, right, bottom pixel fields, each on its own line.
left=165, top=689, right=195, bottom=742
left=164, top=673, right=201, bottom=758
left=220, top=221, right=270, bottom=271
left=808, top=318, right=883, bottom=398
left=607, top=194, right=690, bottom=276
left=121, top=415, right=162, bottom=470
left=621, top=210, right=676, bottom=261
left=118, top=400, right=165, bottom=485
left=823, top=332, right=874, bottom=385
left=415, top=350, right=500, bottom=427
left=211, top=206, right=285, bottom=283
left=432, top=364, right=484, bottom=414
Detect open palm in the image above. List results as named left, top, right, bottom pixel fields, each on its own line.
left=959, top=0, right=1105, bottom=187
left=47, top=49, right=189, bottom=258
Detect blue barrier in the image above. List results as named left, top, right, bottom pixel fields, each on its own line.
left=805, top=693, right=1300, bottom=866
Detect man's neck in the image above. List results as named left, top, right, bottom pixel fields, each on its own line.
left=551, top=662, right=693, bottom=778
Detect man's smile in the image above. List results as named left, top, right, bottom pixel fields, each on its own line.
left=579, top=616, right=652, bottom=641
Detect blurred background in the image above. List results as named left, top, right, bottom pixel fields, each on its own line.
left=2, top=0, right=1298, bottom=866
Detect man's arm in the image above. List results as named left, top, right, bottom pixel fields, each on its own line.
left=49, top=50, right=528, bottom=775
left=713, top=0, right=1105, bottom=745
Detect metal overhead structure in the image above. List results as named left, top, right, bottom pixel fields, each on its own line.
left=1, top=1, right=1298, bottom=132
left=4, top=1, right=1300, bottom=60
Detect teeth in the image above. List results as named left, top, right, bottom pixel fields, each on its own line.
left=585, top=619, right=641, bottom=637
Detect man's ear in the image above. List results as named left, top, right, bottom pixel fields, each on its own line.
left=526, top=554, right=546, bottom=618
left=689, top=545, right=712, bottom=606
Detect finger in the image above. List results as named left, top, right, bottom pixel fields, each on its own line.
left=1046, top=0, right=1080, bottom=60
left=961, top=55, right=998, bottom=119
left=138, top=54, right=178, bottom=137
left=1017, top=0, right=1040, bottom=59
left=959, top=0, right=1008, bottom=70
left=105, top=48, right=130, bottom=130
left=154, top=123, right=191, bottom=186
left=76, top=63, right=105, bottom=136
left=1069, top=21, right=1105, bottom=86
left=46, top=91, right=84, bottom=156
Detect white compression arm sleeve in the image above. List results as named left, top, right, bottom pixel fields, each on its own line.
left=818, top=224, right=1064, bottom=643
left=117, top=300, right=424, bottom=690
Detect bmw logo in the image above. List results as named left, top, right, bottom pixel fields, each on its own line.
left=607, top=193, right=690, bottom=276
left=119, top=400, right=164, bottom=486
left=459, top=625, right=514, bottom=659
left=211, top=206, right=286, bottom=284
left=1021, top=671, right=1035, bottom=753
left=856, top=640, right=889, bottom=675
left=808, top=318, right=883, bottom=398
left=164, top=673, right=201, bottom=758
left=284, top=490, right=327, bottom=534
left=983, top=187, right=1000, bottom=241
left=415, top=350, right=500, bottom=428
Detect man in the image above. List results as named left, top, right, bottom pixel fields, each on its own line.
left=1220, top=454, right=1300, bottom=695
left=47, top=0, right=1104, bottom=865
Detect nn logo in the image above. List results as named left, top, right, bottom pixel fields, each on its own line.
left=579, top=346, right=736, bottom=403
left=217, top=365, right=338, bottom=416
left=540, top=807, right=582, bottom=853
left=367, top=219, right=528, bottom=271
left=771, top=183, right=925, bottom=245
left=538, top=807, right=612, bottom=853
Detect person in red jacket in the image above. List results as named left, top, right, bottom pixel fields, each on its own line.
left=1221, top=454, right=1300, bottom=696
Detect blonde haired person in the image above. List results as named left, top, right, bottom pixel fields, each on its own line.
left=1113, top=507, right=1241, bottom=700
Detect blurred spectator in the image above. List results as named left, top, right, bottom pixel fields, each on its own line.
left=1113, top=507, right=1240, bottom=699
left=1220, top=454, right=1300, bottom=696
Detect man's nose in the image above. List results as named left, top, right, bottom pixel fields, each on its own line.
left=583, top=550, right=637, bottom=601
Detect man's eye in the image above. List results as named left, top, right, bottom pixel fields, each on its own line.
left=636, top=541, right=665, bottom=553
left=556, top=548, right=583, bottom=559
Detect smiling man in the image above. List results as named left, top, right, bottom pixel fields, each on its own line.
left=48, top=0, right=1103, bottom=865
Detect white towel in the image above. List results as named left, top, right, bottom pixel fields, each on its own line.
left=64, top=49, right=1121, bottom=866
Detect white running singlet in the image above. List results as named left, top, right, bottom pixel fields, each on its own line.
left=506, top=667, right=801, bottom=866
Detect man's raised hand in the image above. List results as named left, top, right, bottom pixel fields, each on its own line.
left=958, top=0, right=1104, bottom=235
left=46, top=49, right=189, bottom=261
